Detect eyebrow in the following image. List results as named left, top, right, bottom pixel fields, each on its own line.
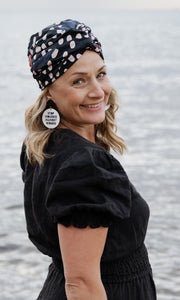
left=70, top=65, right=106, bottom=76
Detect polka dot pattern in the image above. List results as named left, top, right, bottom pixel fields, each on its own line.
left=58, top=38, right=64, bottom=45
left=76, top=33, right=82, bottom=39
left=67, top=35, right=72, bottom=41
left=76, top=53, right=81, bottom=59
left=42, top=43, right=46, bottom=49
left=70, top=41, right=75, bottom=49
left=51, top=49, right=58, bottom=59
left=63, top=51, right=68, bottom=58
left=68, top=55, right=75, bottom=62
left=27, top=19, right=104, bottom=90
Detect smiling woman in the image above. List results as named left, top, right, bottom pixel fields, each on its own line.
left=20, top=19, right=157, bottom=300
left=25, top=48, right=125, bottom=165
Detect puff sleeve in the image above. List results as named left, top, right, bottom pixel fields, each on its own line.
left=46, top=147, right=131, bottom=228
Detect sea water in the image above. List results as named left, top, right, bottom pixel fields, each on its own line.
left=0, top=9, right=180, bottom=299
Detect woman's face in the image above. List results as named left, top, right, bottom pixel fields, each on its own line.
left=47, top=50, right=112, bottom=133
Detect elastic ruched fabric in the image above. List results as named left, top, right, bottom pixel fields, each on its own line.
left=37, top=245, right=156, bottom=300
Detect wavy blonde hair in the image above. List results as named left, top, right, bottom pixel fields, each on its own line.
left=24, top=87, right=127, bottom=165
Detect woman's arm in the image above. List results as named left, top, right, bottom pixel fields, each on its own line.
left=58, top=224, right=108, bottom=300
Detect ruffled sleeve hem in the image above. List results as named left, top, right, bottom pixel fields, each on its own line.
left=55, top=210, right=113, bottom=228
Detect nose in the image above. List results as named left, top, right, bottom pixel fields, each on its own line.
left=88, top=79, right=104, bottom=99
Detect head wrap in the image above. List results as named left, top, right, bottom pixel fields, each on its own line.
left=27, top=19, right=104, bottom=90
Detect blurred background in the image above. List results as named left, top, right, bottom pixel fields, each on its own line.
left=0, top=1, right=180, bottom=299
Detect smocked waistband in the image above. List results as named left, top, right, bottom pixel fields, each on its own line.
left=52, top=244, right=152, bottom=283
left=100, top=244, right=152, bottom=283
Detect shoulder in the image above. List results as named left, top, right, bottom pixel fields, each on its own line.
left=47, top=128, right=102, bottom=155
left=46, top=129, right=125, bottom=175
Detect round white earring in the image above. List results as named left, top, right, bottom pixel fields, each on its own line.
left=42, top=100, right=60, bottom=129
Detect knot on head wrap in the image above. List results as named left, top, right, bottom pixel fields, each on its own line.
left=27, top=19, right=104, bottom=90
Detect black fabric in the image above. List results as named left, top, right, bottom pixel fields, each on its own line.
left=20, top=128, right=156, bottom=299
left=37, top=245, right=156, bottom=300
left=46, top=141, right=131, bottom=228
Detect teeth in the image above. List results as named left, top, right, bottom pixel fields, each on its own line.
left=85, top=104, right=100, bottom=108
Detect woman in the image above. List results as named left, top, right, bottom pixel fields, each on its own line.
left=20, top=19, right=157, bottom=299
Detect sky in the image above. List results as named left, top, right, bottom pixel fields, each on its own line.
left=1, top=0, right=180, bottom=11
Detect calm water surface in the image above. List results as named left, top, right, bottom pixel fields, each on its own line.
left=0, top=10, right=180, bottom=300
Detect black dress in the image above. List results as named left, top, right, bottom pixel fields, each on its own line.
left=20, top=128, right=157, bottom=300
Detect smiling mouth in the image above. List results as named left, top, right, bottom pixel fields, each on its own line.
left=80, top=102, right=103, bottom=108
left=81, top=104, right=100, bottom=108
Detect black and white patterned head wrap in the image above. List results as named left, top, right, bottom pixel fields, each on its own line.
left=27, top=19, right=104, bottom=90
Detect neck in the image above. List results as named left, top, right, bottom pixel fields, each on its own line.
left=59, top=121, right=96, bottom=143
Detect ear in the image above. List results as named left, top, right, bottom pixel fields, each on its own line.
left=46, top=90, right=53, bottom=101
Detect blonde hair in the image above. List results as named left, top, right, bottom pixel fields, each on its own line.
left=24, top=88, right=127, bottom=165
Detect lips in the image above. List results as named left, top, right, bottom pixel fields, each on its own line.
left=80, top=101, right=104, bottom=112
left=80, top=100, right=104, bottom=108
left=81, top=103, right=101, bottom=108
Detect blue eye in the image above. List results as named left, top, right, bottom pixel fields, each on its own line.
left=97, top=71, right=106, bottom=78
left=73, top=78, right=83, bottom=85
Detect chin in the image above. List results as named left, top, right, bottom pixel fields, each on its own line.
left=83, top=112, right=106, bottom=126
left=93, top=115, right=106, bottom=125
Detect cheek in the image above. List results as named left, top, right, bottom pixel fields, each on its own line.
left=55, top=92, right=81, bottom=115
left=51, top=89, right=69, bottom=109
